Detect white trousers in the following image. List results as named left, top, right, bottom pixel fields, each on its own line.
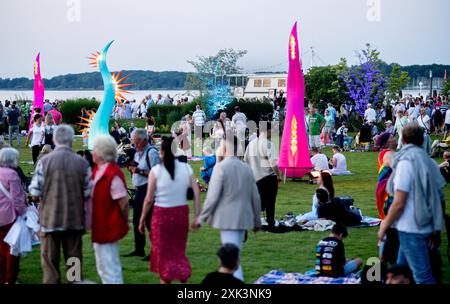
left=93, top=242, right=124, bottom=284
left=220, top=230, right=246, bottom=282
left=309, top=135, right=322, bottom=148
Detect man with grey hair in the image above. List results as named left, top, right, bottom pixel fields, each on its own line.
left=29, top=124, right=92, bottom=284
left=125, top=128, right=160, bottom=259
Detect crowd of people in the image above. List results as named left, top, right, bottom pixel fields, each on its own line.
left=111, top=94, right=192, bottom=120
left=0, top=91, right=448, bottom=285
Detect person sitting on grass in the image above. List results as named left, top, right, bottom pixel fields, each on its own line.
left=431, top=135, right=450, bottom=158
left=200, top=147, right=216, bottom=188
left=315, top=223, right=363, bottom=278
left=298, top=188, right=330, bottom=223
left=299, top=172, right=334, bottom=223
left=385, top=264, right=414, bottom=284
left=201, top=243, right=245, bottom=286
left=329, top=146, right=351, bottom=176
left=438, top=151, right=450, bottom=183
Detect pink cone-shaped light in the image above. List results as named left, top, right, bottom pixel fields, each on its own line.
left=278, top=22, right=313, bottom=178
left=29, top=53, right=45, bottom=131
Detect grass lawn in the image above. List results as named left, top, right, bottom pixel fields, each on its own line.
left=9, top=136, right=450, bottom=284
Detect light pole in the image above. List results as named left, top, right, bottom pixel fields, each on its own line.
left=429, top=70, right=433, bottom=99
left=419, top=81, right=423, bottom=97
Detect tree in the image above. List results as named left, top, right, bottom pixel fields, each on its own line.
left=186, top=48, right=247, bottom=92
left=442, top=79, right=450, bottom=98
left=386, top=64, right=410, bottom=102
left=339, top=44, right=386, bottom=117
left=186, top=48, right=247, bottom=117
left=305, top=65, right=346, bottom=111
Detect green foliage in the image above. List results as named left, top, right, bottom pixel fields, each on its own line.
left=187, top=48, right=247, bottom=89
left=109, top=119, right=146, bottom=130
left=305, top=65, right=346, bottom=111
left=146, top=97, right=207, bottom=129
left=184, top=73, right=205, bottom=91
left=386, top=64, right=410, bottom=102
left=59, top=99, right=100, bottom=125
left=222, top=99, right=273, bottom=122
left=144, top=97, right=272, bottom=128
left=442, top=79, right=450, bottom=97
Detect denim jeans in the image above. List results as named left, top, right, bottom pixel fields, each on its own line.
left=343, top=260, right=359, bottom=275
left=397, top=231, right=435, bottom=284
left=8, top=125, right=20, bottom=146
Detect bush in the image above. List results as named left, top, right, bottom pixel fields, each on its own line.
left=145, top=97, right=273, bottom=127
left=109, top=119, right=146, bottom=130
left=223, top=99, right=274, bottom=122
left=59, top=99, right=100, bottom=125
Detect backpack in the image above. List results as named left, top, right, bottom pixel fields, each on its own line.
left=145, top=145, right=158, bottom=170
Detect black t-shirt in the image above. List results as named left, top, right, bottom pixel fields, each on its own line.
left=315, top=237, right=345, bottom=277
left=201, top=272, right=245, bottom=286
left=110, top=130, right=121, bottom=144
left=7, top=108, right=20, bottom=125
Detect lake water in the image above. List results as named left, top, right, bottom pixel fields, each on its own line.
left=0, top=90, right=200, bottom=102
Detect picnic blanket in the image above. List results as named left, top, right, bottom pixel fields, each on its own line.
left=261, top=215, right=381, bottom=233
left=255, top=270, right=360, bottom=284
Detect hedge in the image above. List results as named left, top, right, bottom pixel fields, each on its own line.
left=222, top=99, right=273, bottom=122
left=146, top=97, right=273, bottom=127
left=59, top=99, right=100, bottom=125
left=59, top=96, right=274, bottom=134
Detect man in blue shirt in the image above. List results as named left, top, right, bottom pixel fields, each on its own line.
left=7, top=102, right=21, bottom=147
left=126, top=128, right=160, bottom=260
left=326, top=103, right=337, bottom=129
left=146, top=95, right=154, bottom=112
left=44, top=99, right=52, bottom=114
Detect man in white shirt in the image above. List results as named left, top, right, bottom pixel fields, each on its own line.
left=378, top=124, right=444, bottom=284
left=393, top=101, right=406, bottom=122
left=244, top=122, right=281, bottom=230
left=364, top=103, right=377, bottom=123
left=232, top=106, right=247, bottom=146
left=192, top=105, right=206, bottom=144
left=444, top=107, right=450, bottom=138
left=131, top=100, right=140, bottom=119
left=310, top=147, right=329, bottom=171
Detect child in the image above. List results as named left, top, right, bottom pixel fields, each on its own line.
left=336, top=122, right=348, bottom=149
left=200, top=147, right=216, bottom=186
left=315, top=223, right=363, bottom=277
left=201, top=243, right=245, bottom=286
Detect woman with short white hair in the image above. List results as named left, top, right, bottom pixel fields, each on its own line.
left=91, top=135, right=129, bottom=284
left=0, top=147, right=27, bottom=284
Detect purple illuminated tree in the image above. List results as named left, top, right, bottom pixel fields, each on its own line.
left=339, top=44, right=386, bottom=117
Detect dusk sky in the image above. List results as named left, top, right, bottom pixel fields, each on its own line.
left=1, top=0, right=449, bottom=78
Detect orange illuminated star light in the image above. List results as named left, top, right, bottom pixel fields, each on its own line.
left=112, top=71, right=133, bottom=104
left=88, top=51, right=101, bottom=70
left=78, top=110, right=96, bottom=136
